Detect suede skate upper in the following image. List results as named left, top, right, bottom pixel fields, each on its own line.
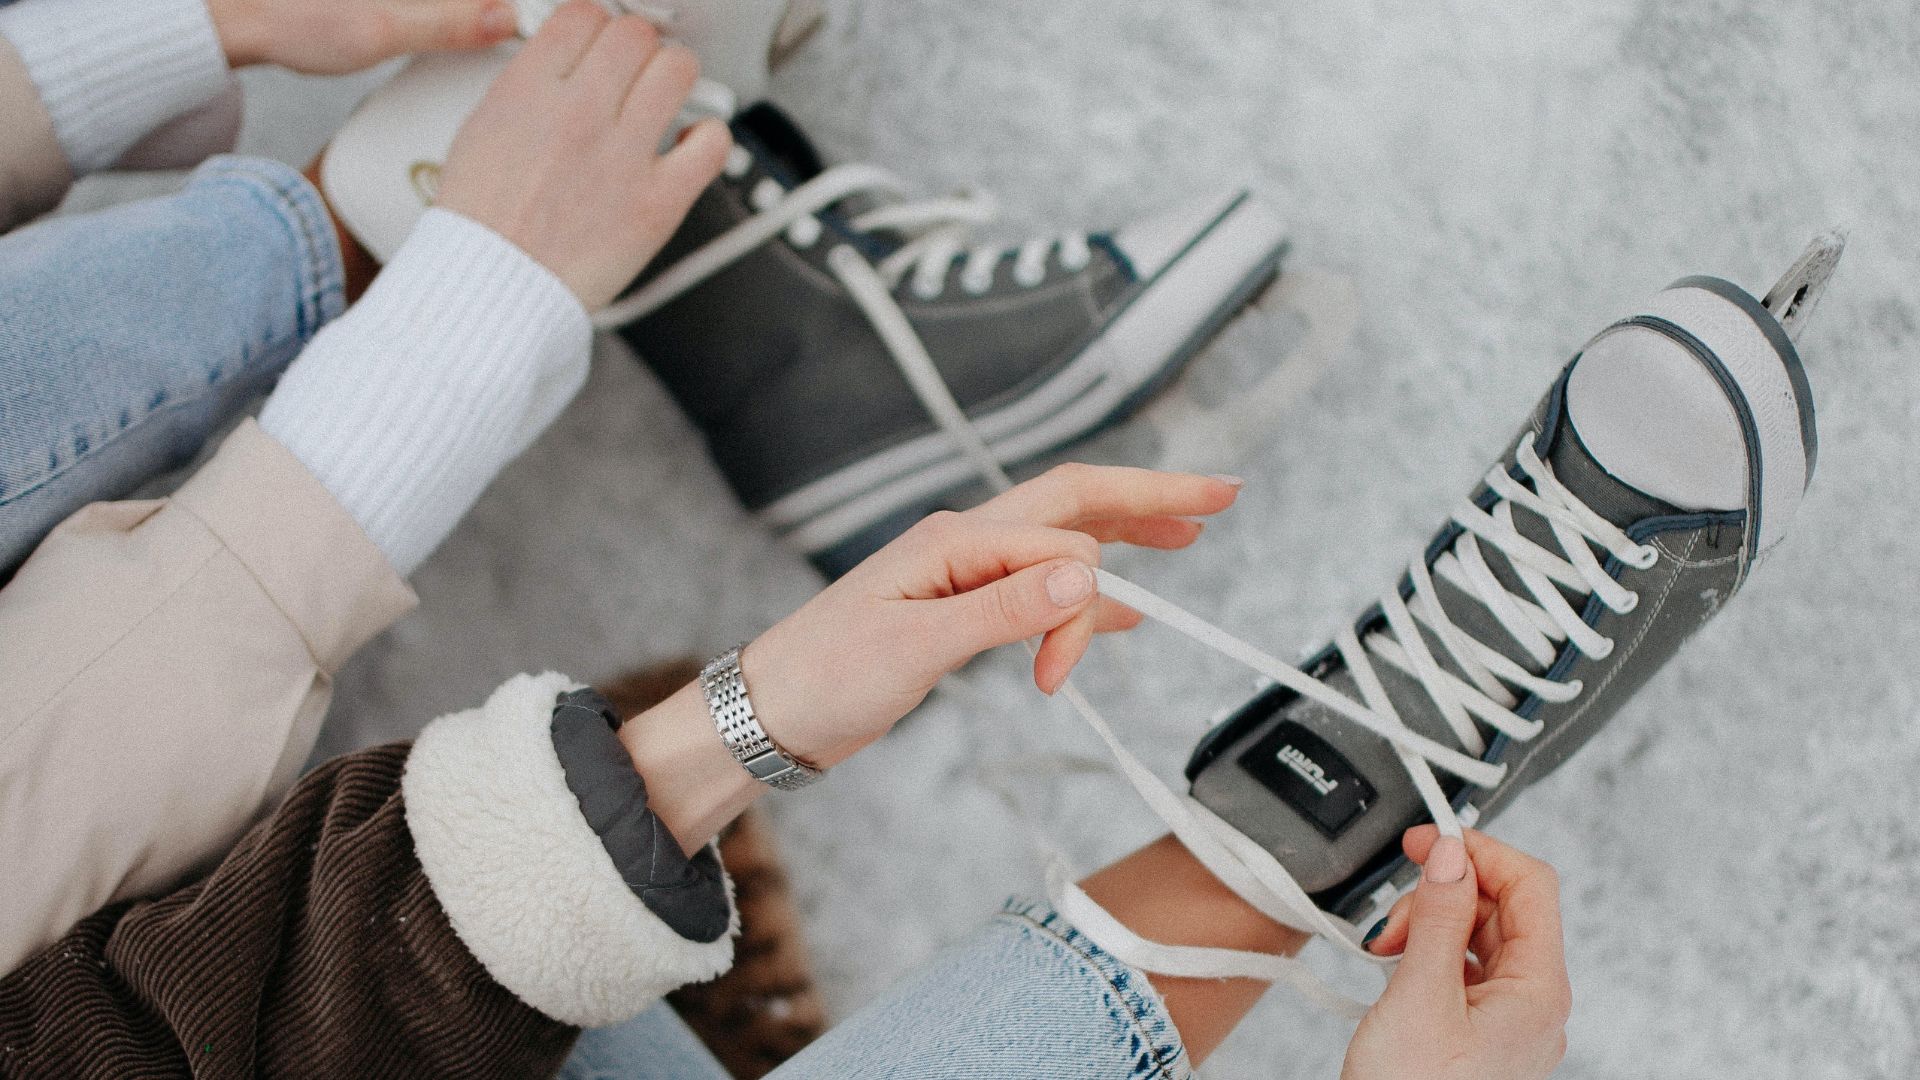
left=1188, top=289, right=1809, bottom=915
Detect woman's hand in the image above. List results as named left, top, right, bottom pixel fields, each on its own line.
left=1341, top=827, right=1573, bottom=1080
left=433, top=2, right=731, bottom=309
left=740, top=464, right=1243, bottom=769
left=206, top=0, right=520, bottom=73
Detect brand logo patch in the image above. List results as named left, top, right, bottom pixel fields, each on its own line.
left=1238, top=720, right=1377, bottom=839
left=1277, top=743, right=1339, bottom=795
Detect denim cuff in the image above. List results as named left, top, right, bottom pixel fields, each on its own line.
left=996, top=898, right=1191, bottom=1080
left=186, top=155, right=346, bottom=347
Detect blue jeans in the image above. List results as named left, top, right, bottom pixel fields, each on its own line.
left=563, top=899, right=1191, bottom=1080
left=0, top=155, right=343, bottom=572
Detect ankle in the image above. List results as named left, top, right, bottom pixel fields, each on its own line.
left=1080, top=834, right=1309, bottom=1065
left=1081, top=834, right=1310, bottom=960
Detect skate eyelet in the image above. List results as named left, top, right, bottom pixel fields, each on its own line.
left=1629, top=544, right=1659, bottom=569
left=910, top=276, right=944, bottom=301
left=786, top=217, right=822, bottom=248
left=1012, top=262, right=1046, bottom=288
left=1588, top=636, right=1615, bottom=660
left=1615, top=590, right=1639, bottom=614
left=1059, top=246, right=1092, bottom=272
left=961, top=268, right=995, bottom=295
left=1562, top=678, right=1585, bottom=697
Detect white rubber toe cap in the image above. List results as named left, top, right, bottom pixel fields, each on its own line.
left=1110, top=190, right=1260, bottom=281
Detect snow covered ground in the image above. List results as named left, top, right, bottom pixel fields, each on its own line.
left=91, top=1, right=1916, bottom=1075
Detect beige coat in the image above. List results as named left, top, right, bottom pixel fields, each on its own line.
left=0, top=39, right=411, bottom=971
left=0, top=423, right=417, bottom=972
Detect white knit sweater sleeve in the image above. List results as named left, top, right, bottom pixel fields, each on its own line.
left=0, top=0, right=229, bottom=172
left=259, top=209, right=592, bottom=576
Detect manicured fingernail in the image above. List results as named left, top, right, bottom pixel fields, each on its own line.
left=483, top=3, right=518, bottom=35
left=1045, top=562, right=1095, bottom=607
left=1425, top=836, right=1468, bottom=883
left=1361, top=917, right=1388, bottom=949
left=1210, top=474, right=1245, bottom=488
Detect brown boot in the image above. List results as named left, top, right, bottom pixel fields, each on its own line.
left=598, top=662, right=829, bottom=1079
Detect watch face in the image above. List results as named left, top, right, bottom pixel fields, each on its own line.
left=1238, top=720, right=1377, bottom=839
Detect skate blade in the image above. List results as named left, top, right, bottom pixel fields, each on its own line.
left=1762, top=230, right=1846, bottom=343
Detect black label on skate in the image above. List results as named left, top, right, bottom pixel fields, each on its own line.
left=1239, top=721, right=1376, bottom=839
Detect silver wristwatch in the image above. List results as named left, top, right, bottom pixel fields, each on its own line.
left=700, top=645, right=824, bottom=792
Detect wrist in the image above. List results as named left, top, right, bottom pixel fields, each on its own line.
left=616, top=680, right=761, bottom=856
left=737, top=628, right=866, bottom=769
left=702, top=645, right=828, bottom=789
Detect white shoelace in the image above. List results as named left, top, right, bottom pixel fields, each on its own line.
left=595, top=110, right=1653, bottom=1012
left=592, top=141, right=1095, bottom=320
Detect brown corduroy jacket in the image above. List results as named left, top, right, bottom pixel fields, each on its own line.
left=0, top=672, right=738, bottom=1080
left=0, top=744, right=571, bottom=1078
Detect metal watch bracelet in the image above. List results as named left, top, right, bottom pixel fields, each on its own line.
left=700, top=645, right=824, bottom=792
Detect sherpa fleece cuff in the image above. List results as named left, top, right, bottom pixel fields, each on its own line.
left=403, top=673, right=738, bottom=1028
left=0, top=0, right=229, bottom=172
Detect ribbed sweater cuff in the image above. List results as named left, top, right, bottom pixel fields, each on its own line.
left=0, top=0, right=229, bottom=173
left=259, top=209, right=591, bottom=577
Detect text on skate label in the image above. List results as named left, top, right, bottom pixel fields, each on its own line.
left=1239, top=721, right=1377, bottom=838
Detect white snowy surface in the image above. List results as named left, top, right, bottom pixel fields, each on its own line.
left=77, top=1, right=1917, bottom=1075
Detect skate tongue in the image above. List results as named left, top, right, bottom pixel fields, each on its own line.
left=1190, top=356, right=1699, bottom=895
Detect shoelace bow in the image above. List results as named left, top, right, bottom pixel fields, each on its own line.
left=598, top=96, right=1655, bottom=1014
